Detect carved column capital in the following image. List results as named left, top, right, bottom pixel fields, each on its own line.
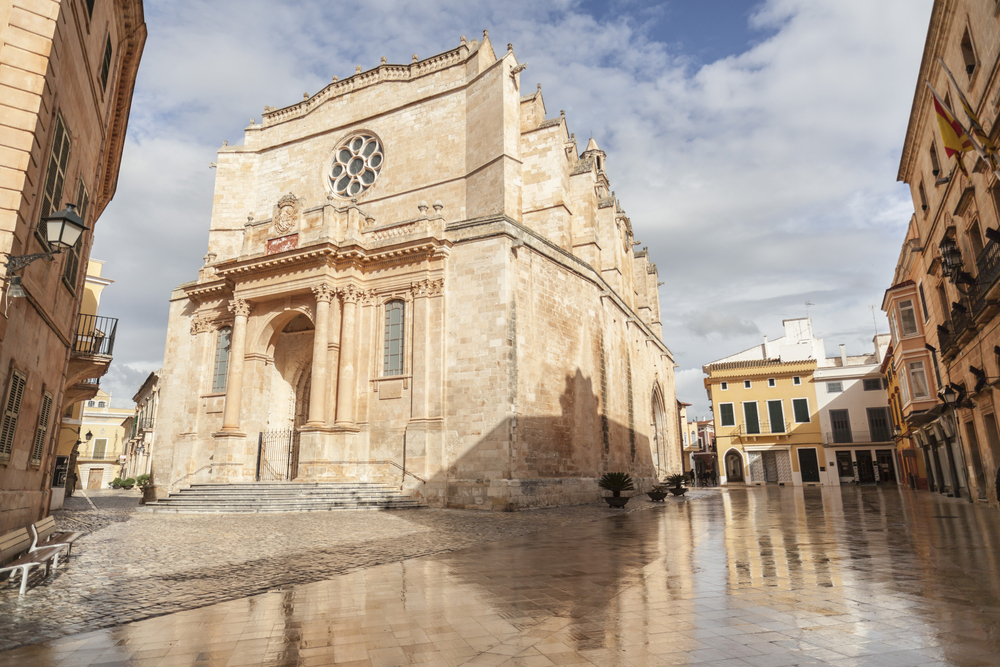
left=190, top=317, right=214, bottom=335
left=339, top=285, right=361, bottom=304
left=359, top=289, right=378, bottom=306
left=411, top=278, right=444, bottom=298
left=312, top=282, right=336, bottom=303
left=229, top=298, right=252, bottom=318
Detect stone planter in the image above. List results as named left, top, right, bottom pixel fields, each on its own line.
left=647, top=491, right=668, bottom=502
left=669, top=487, right=688, bottom=496
left=604, top=496, right=630, bottom=508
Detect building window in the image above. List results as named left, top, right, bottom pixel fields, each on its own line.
left=85, top=0, right=95, bottom=19
left=97, top=401, right=105, bottom=408
left=719, top=403, right=735, bottom=427
left=720, top=381, right=728, bottom=391
left=918, top=181, right=928, bottom=213
left=930, top=142, right=941, bottom=177
left=212, top=327, right=232, bottom=393
left=900, top=372, right=911, bottom=404
left=961, top=28, right=978, bottom=79
left=62, top=179, right=89, bottom=291
left=92, top=438, right=107, bottom=459
left=0, top=369, right=28, bottom=462
left=862, top=378, right=883, bottom=391
left=87, top=400, right=96, bottom=407
left=793, top=376, right=801, bottom=385
left=767, top=400, right=785, bottom=433
left=767, top=378, right=776, bottom=387
left=743, top=402, right=760, bottom=434
left=792, top=398, right=810, bottom=423
left=37, top=114, right=72, bottom=249
left=330, top=134, right=384, bottom=198
left=918, top=282, right=930, bottom=321
left=826, top=382, right=843, bottom=393
left=100, top=35, right=113, bottom=91
left=898, top=300, right=918, bottom=336
left=744, top=380, right=751, bottom=389
left=908, top=361, right=930, bottom=399
left=30, top=391, right=53, bottom=466
left=383, top=300, right=405, bottom=376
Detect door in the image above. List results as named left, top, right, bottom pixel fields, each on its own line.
left=856, top=450, right=876, bottom=483
left=963, top=421, right=988, bottom=500
left=87, top=468, right=103, bottom=489
left=744, top=402, right=760, bottom=434
left=867, top=407, right=891, bottom=442
left=725, top=452, right=744, bottom=482
left=798, top=448, right=821, bottom=483
left=836, top=451, right=855, bottom=482
left=830, top=409, right=852, bottom=443
left=762, top=451, right=779, bottom=483
left=875, top=449, right=897, bottom=484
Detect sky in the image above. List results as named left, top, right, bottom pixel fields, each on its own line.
left=92, top=0, right=934, bottom=415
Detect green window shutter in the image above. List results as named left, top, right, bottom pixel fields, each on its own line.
left=792, top=398, right=810, bottom=423
left=719, top=403, right=735, bottom=427
left=38, top=115, right=72, bottom=249
left=767, top=400, right=785, bottom=433
left=0, top=370, right=27, bottom=461
left=744, top=402, right=760, bottom=434
left=30, top=391, right=53, bottom=465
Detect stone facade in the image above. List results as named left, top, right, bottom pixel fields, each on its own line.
left=153, top=33, right=678, bottom=509
left=0, top=0, right=145, bottom=532
left=890, top=0, right=1000, bottom=508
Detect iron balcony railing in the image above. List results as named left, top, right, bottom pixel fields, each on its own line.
left=137, top=417, right=155, bottom=430
left=824, top=429, right=893, bottom=445
left=734, top=420, right=792, bottom=436
left=85, top=451, right=118, bottom=460
left=74, top=314, right=118, bottom=357
left=81, top=377, right=100, bottom=385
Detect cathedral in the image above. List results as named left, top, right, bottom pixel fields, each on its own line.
left=152, top=32, right=679, bottom=509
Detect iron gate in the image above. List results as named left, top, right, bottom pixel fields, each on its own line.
left=256, top=430, right=299, bottom=481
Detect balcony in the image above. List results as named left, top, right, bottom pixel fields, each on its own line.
left=823, top=429, right=893, bottom=445
left=81, top=451, right=119, bottom=460
left=74, top=315, right=118, bottom=357
left=65, top=315, right=118, bottom=397
left=734, top=420, right=792, bottom=438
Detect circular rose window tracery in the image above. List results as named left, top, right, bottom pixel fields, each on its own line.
left=330, top=134, right=383, bottom=198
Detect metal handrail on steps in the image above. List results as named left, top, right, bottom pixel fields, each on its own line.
left=326, top=459, right=427, bottom=485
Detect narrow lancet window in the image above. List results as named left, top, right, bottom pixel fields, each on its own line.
left=383, top=300, right=405, bottom=376
left=212, top=326, right=232, bottom=393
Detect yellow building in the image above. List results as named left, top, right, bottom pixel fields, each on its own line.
left=704, top=319, right=826, bottom=486
left=51, top=260, right=115, bottom=507
left=73, top=389, right=133, bottom=490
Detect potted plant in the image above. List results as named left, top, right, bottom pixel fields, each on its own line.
left=110, top=477, right=124, bottom=489
left=598, top=472, right=634, bottom=508
left=647, top=484, right=669, bottom=502
left=121, top=477, right=136, bottom=490
left=665, top=473, right=688, bottom=496
left=136, top=473, right=155, bottom=504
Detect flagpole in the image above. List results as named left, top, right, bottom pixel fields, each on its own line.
left=926, top=81, right=1000, bottom=180
left=938, top=57, right=993, bottom=145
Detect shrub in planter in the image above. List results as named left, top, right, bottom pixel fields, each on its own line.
left=665, top=473, right=688, bottom=496
left=647, top=484, right=669, bottom=502
left=122, top=477, right=136, bottom=490
left=135, top=474, right=151, bottom=489
left=598, top=472, right=634, bottom=508
left=110, top=478, right=124, bottom=489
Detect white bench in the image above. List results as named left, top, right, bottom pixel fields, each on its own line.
left=30, top=516, right=86, bottom=557
left=0, top=528, right=66, bottom=596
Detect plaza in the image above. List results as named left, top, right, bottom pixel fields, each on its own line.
left=1, top=486, right=999, bottom=666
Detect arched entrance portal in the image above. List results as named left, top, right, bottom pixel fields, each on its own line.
left=724, top=449, right=744, bottom=483
left=258, top=313, right=314, bottom=480
left=651, top=383, right=668, bottom=477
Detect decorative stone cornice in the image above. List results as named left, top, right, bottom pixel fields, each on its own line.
left=312, top=283, right=336, bottom=303
left=229, top=298, right=252, bottom=318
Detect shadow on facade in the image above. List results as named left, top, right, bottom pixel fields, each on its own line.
left=392, top=368, right=661, bottom=510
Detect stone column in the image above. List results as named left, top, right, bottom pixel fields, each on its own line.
left=221, top=298, right=251, bottom=432
left=307, top=283, right=335, bottom=426
left=335, top=286, right=359, bottom=427
left=326, top=298, right=342, bottom=426
left=410, top=282, right=429, bottom=421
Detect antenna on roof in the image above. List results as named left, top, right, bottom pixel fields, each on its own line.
left=870, top=304, right=879, bottom=335
left=805, top=300, right=813, bottom=317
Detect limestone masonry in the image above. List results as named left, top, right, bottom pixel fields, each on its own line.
left=153, top=33, right=679, bottom=509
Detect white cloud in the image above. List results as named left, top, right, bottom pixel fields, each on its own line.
left=91, top=0, right=931, bottom=416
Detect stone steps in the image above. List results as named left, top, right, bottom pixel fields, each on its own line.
left=139, top=482, right=425, bottom=514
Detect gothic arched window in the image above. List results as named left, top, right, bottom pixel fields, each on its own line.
left=212, top=326, right=232, bottom=393
left=383, top=300, right=405, bottom=377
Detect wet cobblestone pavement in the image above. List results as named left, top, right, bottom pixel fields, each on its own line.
left=0, top=488, right=716, bottom=652
left=2, top=486, right=999, bottom=666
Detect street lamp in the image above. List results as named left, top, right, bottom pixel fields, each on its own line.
left=941, top=385, right=958, bottom=407
left=85, top=430, right=93, bottom=442
left=3, top=204, right=88, bottom=298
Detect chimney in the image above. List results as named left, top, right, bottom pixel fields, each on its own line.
left=839, top=343, right=847, bottom=366
left=762, top=335, right=768, bottom=357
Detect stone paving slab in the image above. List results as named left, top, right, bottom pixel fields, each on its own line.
left=0, top=488, right=716, bottom=651
left=1, top=486, right=998, bottom=667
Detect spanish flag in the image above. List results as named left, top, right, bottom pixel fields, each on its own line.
left=934, top=96, right=973, bottom=158
left=939, top=58, right=997, bottom=154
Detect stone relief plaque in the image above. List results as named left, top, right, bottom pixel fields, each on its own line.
left=266, top=234, right=299, bottom=255
left=379, top=379, right=403, bottom=400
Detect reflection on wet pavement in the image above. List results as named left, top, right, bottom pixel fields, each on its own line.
left=2, top=486, right=999, bottom=666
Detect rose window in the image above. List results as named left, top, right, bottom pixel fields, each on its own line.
left=330, top=134, right=383, bottom=197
